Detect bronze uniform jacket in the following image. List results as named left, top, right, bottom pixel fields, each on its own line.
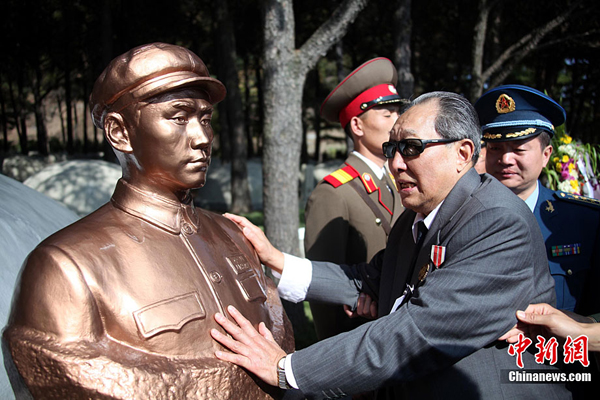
left=304, top=154, right=403, bottom=339
left=3, top=179, right=294, bottom=400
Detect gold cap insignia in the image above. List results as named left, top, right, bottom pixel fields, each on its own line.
left=496, top=94, right=516, bottom=114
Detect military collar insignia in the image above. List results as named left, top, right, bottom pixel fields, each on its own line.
left=545, top=200, right=555, bottom=213
left=361, top=172, right=378, bottom=194
left=496, top=93, right=516, bottom=114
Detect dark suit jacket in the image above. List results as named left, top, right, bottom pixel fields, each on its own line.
left=305, top=153, right=402, bottom=339
left=292, top=169, right=570, bottom=399
left=535, top=183, right=600, bottom=314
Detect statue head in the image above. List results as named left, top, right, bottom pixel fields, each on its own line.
left=89, top=43, right=226, bottom=197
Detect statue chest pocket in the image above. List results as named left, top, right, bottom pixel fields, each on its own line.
left=133, top=291, right=205, bottom=339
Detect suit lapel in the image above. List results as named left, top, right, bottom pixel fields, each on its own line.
left=405, top=169, right=483, bottom=300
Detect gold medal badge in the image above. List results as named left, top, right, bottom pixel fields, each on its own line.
left=495, top=94, right=516, bottom=114
left=418, top=263, right=430, bottom=283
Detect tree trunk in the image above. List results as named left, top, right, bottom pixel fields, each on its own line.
left=243, top=56, right=255, bottom=158
left=471, top=1, right=579, bottom=99
left=101, top=0, right=117, bottom=162
left=393, top=0, right=414, bottom=99
left=63, top=1, right=74, bottom=154
left=32, top=64, right=49, bottom=156
left=312, top=68, right=322, bottom=162
left=261, top=0, right=369, bottom=336
left=256, top=62, right=264, bottom=157
left=10, top=76, right=27, bottom=155
left=262, top=0, right=368, bottom=254
left=56, top=93, right=66, bottom=146
left=333, top=42, right=352, bottom=156
left=215, top=0, right=252, bottom=214
left=0, top=75, right=9, bottom=152
left=218, top=99, right=231, bottom=162
left=82, top=80, right=89, bottom=154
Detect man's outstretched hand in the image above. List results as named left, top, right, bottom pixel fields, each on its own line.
left=211, top=305, right=287, bottom=387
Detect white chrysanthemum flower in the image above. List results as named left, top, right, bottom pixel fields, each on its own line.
left=558, top=180, right=576, bottom=194
left=558, top=144, right=577, bottom=158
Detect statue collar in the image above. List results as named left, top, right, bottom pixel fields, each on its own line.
left=111, top=179, right=199, bottom=235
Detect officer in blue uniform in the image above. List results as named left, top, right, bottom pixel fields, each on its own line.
left=475, top=84, right=600, bottom=315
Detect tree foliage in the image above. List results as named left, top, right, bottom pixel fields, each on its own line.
left=1, top=0, right=599, bottom=178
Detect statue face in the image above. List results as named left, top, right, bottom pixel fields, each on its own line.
left=126, top=88, right=214, bottom=193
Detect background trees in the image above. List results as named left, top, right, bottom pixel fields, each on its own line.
left=1, top=0, right=599, bottom=232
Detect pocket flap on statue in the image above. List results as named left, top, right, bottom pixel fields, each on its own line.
left=133, top=292, right=206, bottom=339
left=237, top=273, right=267, bottom=302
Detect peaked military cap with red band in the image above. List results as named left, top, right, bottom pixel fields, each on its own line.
left=475, top=84, right=566, bottom=142
left=90, top=42, right=227, bottom=129
left=320, top=57, right=405, bottom=128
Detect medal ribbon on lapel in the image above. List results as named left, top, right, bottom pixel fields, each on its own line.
left=430, top=245, right=446, bottom=268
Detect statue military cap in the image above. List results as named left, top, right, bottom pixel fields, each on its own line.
left=475, top=84, right=566, bottom=142
left=320, top=57, right=405, bottom=128
left=90, top=42, right=226, bottom=129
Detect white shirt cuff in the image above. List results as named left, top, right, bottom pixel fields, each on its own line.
left=276, top=253, right=312, bottom=303
left=285, top=353, right=299, bottom=389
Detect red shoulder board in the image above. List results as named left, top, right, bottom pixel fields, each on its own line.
left=324, top=165, right=360, bottom=188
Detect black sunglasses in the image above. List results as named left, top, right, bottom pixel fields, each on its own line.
left=382, top=138, right=460, bottom=158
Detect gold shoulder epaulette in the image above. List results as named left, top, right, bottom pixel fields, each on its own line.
left=554, top=192, right=600, bottom=209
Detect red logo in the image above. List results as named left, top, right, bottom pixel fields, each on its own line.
left=534, top=335, right=558, bottom=365
left=508, top=334, right=590, bottom=368
left=564, top=335, right=590, bottom=367
left=508, top=333, right=532, bottom=368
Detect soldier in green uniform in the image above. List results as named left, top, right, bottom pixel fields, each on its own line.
left=305, top=58, right=406, bottom=341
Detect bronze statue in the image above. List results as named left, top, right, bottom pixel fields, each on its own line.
left=3, top=43, right=294, bottom=399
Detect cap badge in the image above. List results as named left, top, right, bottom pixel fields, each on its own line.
left=388, top=85, right=398, bottom=95
left=495, top=94, right=516, bottom=114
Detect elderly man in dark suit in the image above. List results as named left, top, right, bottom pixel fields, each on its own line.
left=213, top=92, right=571, bottom=399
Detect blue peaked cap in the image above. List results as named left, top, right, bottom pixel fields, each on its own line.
left=475, top=84, right=566, bottom=142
